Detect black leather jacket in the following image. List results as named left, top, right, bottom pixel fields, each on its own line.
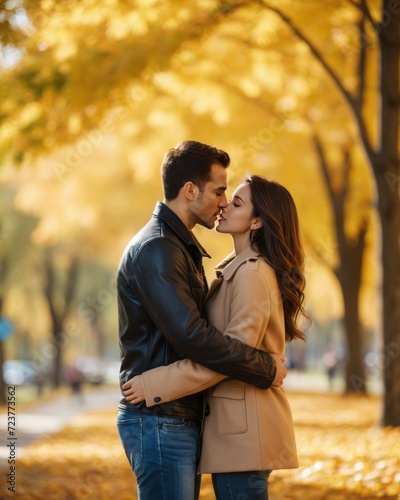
left=117, top=202, right=276, bottom=420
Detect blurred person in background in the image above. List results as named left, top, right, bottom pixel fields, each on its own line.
left=65, top=364, right=84, bottom=402
left=124, top=175, right=308, bottom=500
left=116, top=142, right=287, bottom=500
left=323, top=344, right=341, bottom=390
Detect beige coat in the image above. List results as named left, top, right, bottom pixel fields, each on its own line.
left=142, top=246, right=299, bottom=472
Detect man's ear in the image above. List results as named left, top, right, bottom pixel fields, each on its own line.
left=251, top=218, right=263, bottom=230
left=182, top=182, right=199, bottom=201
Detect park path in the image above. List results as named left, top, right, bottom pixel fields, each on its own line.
left=0, top=386, right=120, bottom=467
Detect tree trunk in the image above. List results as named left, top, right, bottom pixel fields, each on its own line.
left=312, top=135, right=368, bottom=393
left=378, top=176, right=400, bottom=425
left=376, top=0, right=400, bottom=426
left=339, top=251, right=366, bottom=393
left=272, top=0, right=400, bottom=423
left=91, top=309, right=106, bottom=359
left=43, top=251, right=80, bottom=389
left=51, top=318, right=64, bottom=388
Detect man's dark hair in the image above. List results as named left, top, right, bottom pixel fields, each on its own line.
left=161, top=140, right=230, bottom=201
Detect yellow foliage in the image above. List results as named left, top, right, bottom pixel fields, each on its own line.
left=0, top=0, right=383, bottom=354
left=0, top=392, right=399, bottom=499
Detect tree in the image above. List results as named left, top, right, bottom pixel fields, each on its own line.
left=0, top=184, right=39, bottom=401
left=257, top=0, right=399, bottom=426
left=1, top=0, right=397, bottom=424
left=0, top=0, right=249, bottom=164
left=312, top=134, right=370, bottom=393
left=41, top=248, right=80, bottom=387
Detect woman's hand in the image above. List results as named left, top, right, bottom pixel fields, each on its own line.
left=270, top=353, right=288, bottom=387
left=122, top=375, right=145, bottom=404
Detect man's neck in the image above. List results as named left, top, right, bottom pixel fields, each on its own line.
left=164, top=200, right=194, bottom=231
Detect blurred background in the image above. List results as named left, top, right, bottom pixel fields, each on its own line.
left=0, top=0, right=399, bottom=428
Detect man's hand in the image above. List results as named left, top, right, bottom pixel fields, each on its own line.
left=270, top=353, right=288, bottom=387
left=122, top=375, right=146, bottom=404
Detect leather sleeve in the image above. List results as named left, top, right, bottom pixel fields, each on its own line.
left=129, top=238, right=276, bottom=389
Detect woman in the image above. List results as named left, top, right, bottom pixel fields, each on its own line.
left=123, top=175, right=307, bottom=499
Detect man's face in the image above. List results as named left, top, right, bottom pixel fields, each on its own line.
left=189, top=163, right=228, bottom=229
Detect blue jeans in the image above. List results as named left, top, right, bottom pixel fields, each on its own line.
left=212, top=470, right=271, bottom=500
left=117, top=411, right=201, bottom=500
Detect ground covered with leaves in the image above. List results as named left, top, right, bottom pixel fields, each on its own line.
left=1, top=392, right=399, bottom=499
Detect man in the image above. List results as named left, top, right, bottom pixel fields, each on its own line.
left=117, top=140, right=287, bottom=500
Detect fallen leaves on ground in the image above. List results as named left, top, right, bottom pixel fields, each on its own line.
left=0, top=392, right=399, bottom=499
left=268, top=393, right=400, bottom=500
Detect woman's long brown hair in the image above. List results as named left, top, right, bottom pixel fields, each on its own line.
left=246, top=175, right=308, bottom=342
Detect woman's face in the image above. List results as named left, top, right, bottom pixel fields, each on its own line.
left=216, top=183, right=256, bottom=235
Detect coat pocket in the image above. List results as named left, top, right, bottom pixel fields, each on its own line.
left=212, top=384, right=247, bottom=435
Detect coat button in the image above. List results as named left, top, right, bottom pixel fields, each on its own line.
left=154, top=397, right=161, bottom=403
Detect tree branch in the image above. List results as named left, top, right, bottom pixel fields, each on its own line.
left=62, top=256, right=79, bottom=323
left=259, top=2, right=355, bottom=106
left=43, top=251, right=60, bottom=332
left=310, top=131, right=350, bottom=267
left=258, top=0, right=377, bottom=166
left=356, top=17, right=367, bottom=111
left=311, top=132, right=336, bottom=205
left=216, top=77, right=286, bottom=121
left=347, top=0, right=381, bottom=33
left=341, top=144, right=352, bottom=203
left=303, top=232, right=339, bottom=278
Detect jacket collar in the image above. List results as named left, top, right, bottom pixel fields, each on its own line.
left=216, top=246, right=261, bottom=281
left=153, top=202, right=211, bottom=258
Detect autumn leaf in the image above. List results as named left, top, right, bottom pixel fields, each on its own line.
left=0, top=392, right=399, bottom=499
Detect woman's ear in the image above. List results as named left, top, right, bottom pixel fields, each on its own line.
left=251, top=218, right=263, bottom=230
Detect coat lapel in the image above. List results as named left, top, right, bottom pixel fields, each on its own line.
left=205, top=277, right=223, bottom=302
left=221, top=246, right=261, bottom=281
left=206, top=247, right=261, bottom=302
